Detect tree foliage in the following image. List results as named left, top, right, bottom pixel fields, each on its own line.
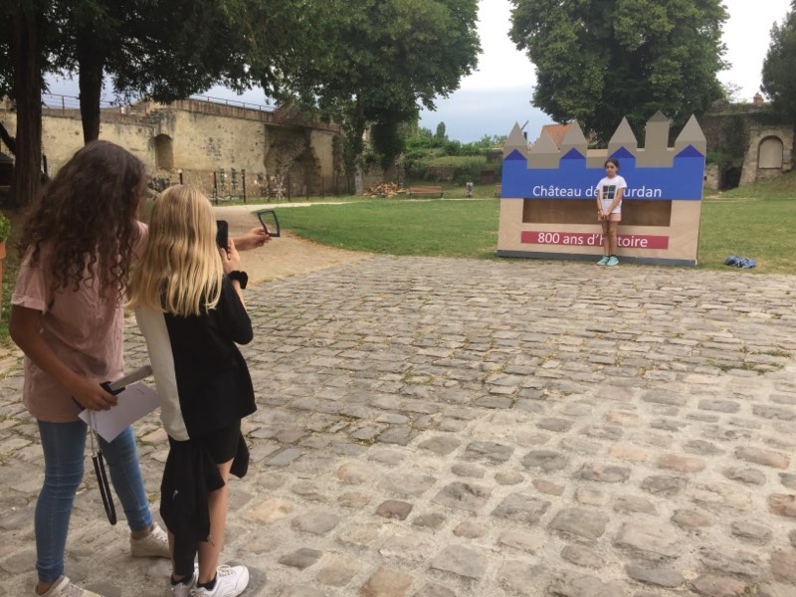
left=762, top=2, right=796, bottom=129
left=509, top=0, right=728, bottom=142
left=0, top=0, right=479, bottom=206
left=0, top=0, right=325, bottom=207
left=284, top=0, right=480, bottom=186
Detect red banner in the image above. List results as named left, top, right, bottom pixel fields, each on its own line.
left=521, top=231, right=669, bottom=250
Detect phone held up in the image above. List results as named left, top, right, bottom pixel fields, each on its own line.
left=216, top=220, right=229, bottom=252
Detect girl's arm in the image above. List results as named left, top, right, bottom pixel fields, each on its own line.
left=218, top=239, right=254, bottom=344
left=233, top=227, right=270, bottom=251
left=606, top=187, right=625, bottom=213
left=221, top=239, right=246, bottom=310
left=596, top=185, right=604, bottom=217
left=9, top=305, right=118, bottom=411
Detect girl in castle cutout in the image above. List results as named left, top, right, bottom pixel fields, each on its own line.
left=595, top=158, right=627, bottom=266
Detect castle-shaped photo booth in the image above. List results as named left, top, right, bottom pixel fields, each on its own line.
left=498, top=112, right=706, bottom=266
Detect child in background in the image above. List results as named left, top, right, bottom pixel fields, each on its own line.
left=127, top=185, right=257, bottom=597
left=10, top=141, right=171, bottom=597
left=595, top=158, right=627, bottom=266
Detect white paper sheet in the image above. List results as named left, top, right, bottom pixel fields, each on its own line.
left=79, top=382, right=160, bottom=442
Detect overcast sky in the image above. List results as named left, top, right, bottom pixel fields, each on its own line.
left=45, top=0, right=793, bottom=143
left=418, top=0, right=793, bottom=142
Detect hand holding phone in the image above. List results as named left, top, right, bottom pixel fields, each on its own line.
left=216, top=220, right=229, bottom=252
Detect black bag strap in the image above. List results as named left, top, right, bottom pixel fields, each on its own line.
left=88, top=413, right=117, bottom=525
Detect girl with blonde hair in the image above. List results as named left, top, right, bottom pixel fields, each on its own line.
left=128, top=185, right=255, bottom=597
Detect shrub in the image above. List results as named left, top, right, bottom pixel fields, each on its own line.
left=0, top=212, right=11, bottom=242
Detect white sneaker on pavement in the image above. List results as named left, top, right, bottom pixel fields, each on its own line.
left=130, top=522, right=170, bottom=558
left=34, top=576, right=104, bottom=597
left=191, top=565, right=249, bottom=597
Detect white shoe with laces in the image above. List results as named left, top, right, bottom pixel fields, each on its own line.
left=130, top=522, right=170, bottom=558
left=191, top=565, right=249, bottom=597
left=34, top=576, right=104, bottom=597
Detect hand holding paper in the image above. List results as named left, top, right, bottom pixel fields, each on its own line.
left=79, top=365, right=159, bottom=442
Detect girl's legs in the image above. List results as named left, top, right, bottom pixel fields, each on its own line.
left=98, top=425, right=153, bottom=533
left=197, top=459, right=233, bottom=584
left=35, top=420, right=86, bottom=590
left=601, top=220, right=611, bottom=256
left=608, top=221, right=619, bottom=256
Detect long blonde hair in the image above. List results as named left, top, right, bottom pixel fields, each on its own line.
left=127, top=185, right=223, bottom=316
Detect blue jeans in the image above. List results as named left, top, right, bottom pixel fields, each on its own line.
left=36, top=420, right=153, bottom=583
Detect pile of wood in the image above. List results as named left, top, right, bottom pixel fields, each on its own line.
left=362, top=182, right=406, bottom=198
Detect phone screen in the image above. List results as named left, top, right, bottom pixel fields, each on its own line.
left=216, top=220, right=229, bottom=251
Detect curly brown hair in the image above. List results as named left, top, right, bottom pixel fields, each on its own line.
left=19, top=140, right=147, bottom=298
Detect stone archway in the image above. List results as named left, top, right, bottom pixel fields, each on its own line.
left=758, top=136, right=784, bottom=169
left=154, top=134, right=174, bottom=171
left=288, top=148, right=322, bottom=196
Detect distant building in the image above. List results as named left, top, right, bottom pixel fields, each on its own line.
left=701, top=97, right=793, bottom=190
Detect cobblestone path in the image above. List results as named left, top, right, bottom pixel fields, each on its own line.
left=1, top=256, right=796, bottom=596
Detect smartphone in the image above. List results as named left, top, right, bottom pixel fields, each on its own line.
left=257, top=210, right=280, bottom=237
left=216, top=220, right=229, bottom=252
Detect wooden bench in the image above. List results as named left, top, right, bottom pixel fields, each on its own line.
left=494, top=184, right=502, bottom=198
left=408, top=185, right=444, bottom=198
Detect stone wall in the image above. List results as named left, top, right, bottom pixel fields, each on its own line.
left=740, top=124, right=794, bottom=187
left=704, top=163, right=720, bottom=190
left=0, top=98, right=344, bottom=197
left=701, top=101, right=792, bottom=189
left=0, top=109, right=154, bottom=175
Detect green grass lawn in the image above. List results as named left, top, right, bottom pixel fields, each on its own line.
left=699, top=171, right=795, bottom=272
left=278, top=198, right=501, bottom=259
left=275, top=172, right=796, bottom=274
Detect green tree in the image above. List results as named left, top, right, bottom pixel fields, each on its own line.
left=0, top=1, right=52, bottom=209
left=509, top=0, right=728, bottom=142
left=55, top=0, right=315, bottom=143
left=288, top=0, right=479, bottom=188
left=762, top=1, right=796, bottom=155
left=435, top=122, right=448, bottom=142
left=0, top=0, right=317, bottom=208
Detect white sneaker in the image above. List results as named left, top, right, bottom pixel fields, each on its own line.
left=191, top=565, right=249, bottom=597
left=34, top=576, right=104, bottom=597
left=170, top=570, right=197, bottom=597
left=130, top=523, right=170, bottom=558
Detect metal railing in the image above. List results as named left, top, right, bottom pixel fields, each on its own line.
left=40, top=92, right=274, bottom=114
left=188, top=94, right=274, bottom=113
left=42, top=93, right=119, bottom=112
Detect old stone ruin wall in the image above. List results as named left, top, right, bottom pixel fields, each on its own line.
left=0, top=98, right=345, bottom=199
left=701, top=99, right=793, bottom=191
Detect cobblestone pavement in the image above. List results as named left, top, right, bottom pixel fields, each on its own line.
left=2, top=256, right=796, bottom=597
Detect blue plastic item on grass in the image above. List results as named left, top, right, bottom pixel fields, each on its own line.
left=739, top=258, right=756, bottom=269
left=724, top=255, right=741, bottom=266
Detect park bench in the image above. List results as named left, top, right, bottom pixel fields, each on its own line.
left=408, top=185, right=444, bottom=198
left=494, top=184, right=502, bottom=198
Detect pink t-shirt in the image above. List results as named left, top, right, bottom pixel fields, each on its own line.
left=11, top=221, right=148, bottom=422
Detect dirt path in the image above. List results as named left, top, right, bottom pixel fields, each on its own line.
left=214, top=204, right=373, bottom=285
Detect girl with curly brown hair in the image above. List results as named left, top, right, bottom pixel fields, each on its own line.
left=8, top=141, right=268, bottom=597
